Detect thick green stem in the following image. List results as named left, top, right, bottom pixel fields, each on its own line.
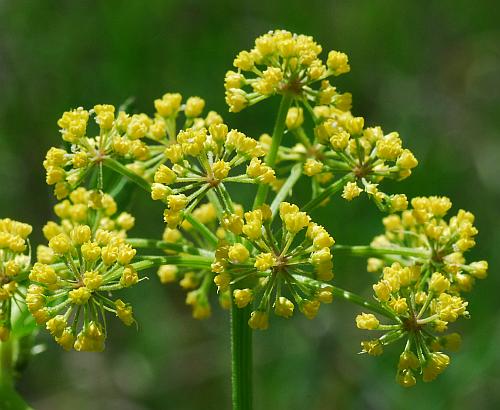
left=270, top=163, right=302, bottom=219
left=333, top=244, right=431, bottom=259
left=231, top=303, right=253, bottom=410
left=0, top=339, right=33, bottom=410
left=301, top=173, right=354, bottom=212
left=253, top=94, right=293, bottom=209
left=0, top=339, right=13, bottom=388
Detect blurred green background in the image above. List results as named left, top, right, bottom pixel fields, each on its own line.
left=1, top=0, right=499, bottom=409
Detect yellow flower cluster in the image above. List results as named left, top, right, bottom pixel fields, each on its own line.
left=156, top=202, right=229, bottom=319
left=38, top=188, right=134, bottom=264
left=151, top=125, right=275, bottom=228
left=278, top=108, right=417, bottom=210
left=29, top=222, right=139, bottom=352
left=0, top=218, right=33, bottom=340
left=45, top=94, right=223, bottom=199
left=355, top=196, right=486, bottom=386
left=212, top=202, right=335, bottom=329
left=225, top=30, right=350, bottom=112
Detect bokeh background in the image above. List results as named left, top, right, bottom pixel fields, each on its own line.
left=1, top=0, right=499, bottom=409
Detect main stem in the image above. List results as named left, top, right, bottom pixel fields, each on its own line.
left=231, top=94, right=292, bottom=410
left=231, top=303, right=252, bottom=410
left=0, top=339, right=33, bottom=410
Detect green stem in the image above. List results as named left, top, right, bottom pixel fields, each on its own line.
left=126, top=238, right=214, bottom=257
left=253, top=94, right=293, bottom=209
left=0, top=339, right=33, bottom=410
left=102, top=157, right=151, bottom=192
left=133, top=255, right=213, bottom=270
left=231, top=303, right=253, bottom=410
left=0, top=338, right=13, bottom=388
left=270, top=163, right=302, bottom=219
left=184, top=214, right=218, bottom=247
left=333, top=245, right=431, bottom=259
left=301, top=173, right=354, bottom=212
left=330, top=286, right=400, bottom=321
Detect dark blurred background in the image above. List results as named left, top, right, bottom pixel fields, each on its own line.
left=1, top=1, right=499, bottom=409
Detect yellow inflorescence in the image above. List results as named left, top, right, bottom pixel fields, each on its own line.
left=32, top=188, right=138, bottom=352
left=212, top=202, right=334, bottom=329
left=44, top=93, right=224, bottom=199
left=225, top=30, right=350, bottom=112
left=0, top=218, right=33, bottom=340
left=354, top=196, right=486, bottom=386
left=226, top=31, right=418, bottom=211
left=151, top=125, right=275, bottom=228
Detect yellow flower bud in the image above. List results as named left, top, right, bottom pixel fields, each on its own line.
left=167, top=194, right=188, bottom=211
left=212, top=160, right=231, bottom=180
left=327, top=50, right=350, bottom=75
left=429, top=272, right=450, bottom=293
left=70, top=225, right=91, bottom=245
left=49, top=233, right=72, bottom=254
left=275, top=297, right=294, bottom=318
left=157, top=265, right=178, bottom=284
left=248, top=310, right=268, bottom=330
left=397, top=149, right=418, bottom=169
left=233, top=289, right=253, bottom=308
left=81, top=241, right=101, bottom=262
left=83, top=271, right=103, bottom=290
left=285, top=107, right=304, bottom=130
left=185, top=96, right=205, bottom=117
left=303, top=159, right=323, bottom=176
left=356, top=313, right=380, bottom=330
left=120, top=266, right=138, bottom=287
left=228, top=243, right=250, bottom=263
left=154, top=165, right=177, bottom=184
left=342, top=182, right=362, bottom=200
left=69, top=287, right=91, bottom=305
left=155, top=93, right=182, bottom=117
left=330, top=130, right=350, bottom=151
left=254, top=253, right=275, bottom=271
left=115, top=299, right=134, bottom=326
left=46, top=315, right=67, bottom=337
left=301, top=300, right=320, bottom=319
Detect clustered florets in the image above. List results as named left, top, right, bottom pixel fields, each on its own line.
left=150, top=124, right=275, bottom=228
left=43, top=94, right=223, bottom=199
left=354, top=196, right=487, bottom=386
left=282, top=113, right=418, bottom=211
left=27, top=188, right=139, bottom=351
left=225, top=30, right=350, bottom=112
left=211, top=202, right=334, bottom=329
left=0, top=30, right=486, bottom=391
left=0, top=218, right=33, bottom=340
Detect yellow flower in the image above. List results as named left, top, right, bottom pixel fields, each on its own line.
left=342, top=182, right=362, bottom=200
left=356, top=313, right=379, bottom=330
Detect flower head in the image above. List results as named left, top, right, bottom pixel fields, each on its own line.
left=151, top=126, right=275, bottom=228
left=212, top=202, right=335, bottom=328
left=225, top=30, right=350, bottom=112
left=0, top=218, right=33, bottom=340
left=355, top=196, right=485, bottom=386
left=31, top=196, right=139, bottom=351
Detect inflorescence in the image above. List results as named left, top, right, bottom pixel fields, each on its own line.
left=0, top=30, right=486, bottom=389
left=355, top=196, right=487, bottom=386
